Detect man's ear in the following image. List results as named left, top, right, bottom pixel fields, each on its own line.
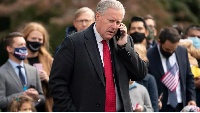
left=73, top=20, right=77, bottom=29
left=154, top=29, right=157, bottom=36
left=145, top=29, right=149, bottom=37
left=157, top=39, right=161, bottom=45
left=95, top=12, right=100, bottom=22
left=6, top=46, right=12, bottom=53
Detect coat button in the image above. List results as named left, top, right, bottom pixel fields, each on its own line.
left=127, top=52, right=131, bottom=58
left=98, top=79, right=102, bottom=84
left=96, top=103, right=100, bottom=107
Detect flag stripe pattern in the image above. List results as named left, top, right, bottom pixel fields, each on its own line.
left=161, top=63, right=179, bottom=92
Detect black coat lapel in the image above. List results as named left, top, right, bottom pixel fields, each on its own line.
left=109, top=38, right=120, bottom=81
left=175, top=46, right=184, bottom=87
left=84, top=24, right=105, bottom=86
left=154, top=46, right=165, bottom=77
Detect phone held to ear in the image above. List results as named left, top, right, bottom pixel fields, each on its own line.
left=116, top=28, right=121, bottom=41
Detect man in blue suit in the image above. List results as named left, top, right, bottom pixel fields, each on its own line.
left=147, top=27, right=196, bottom=112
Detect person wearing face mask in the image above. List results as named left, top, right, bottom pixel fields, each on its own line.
left=147, top=27, right=196, bottom=112
left=21, top=22, right=53, bottom=112
left=130, top=32, right=146, bottom=45
left=0, top=32, right=45, bottom=112
left=188, top=37, right=200, bottom=49
left=144, top=15, right=157, bottom=49
left=184, top=25, right=200, bottom=107
left=128, top=16, right=148, bottom=48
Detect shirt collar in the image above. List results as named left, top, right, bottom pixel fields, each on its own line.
left=8, top=59, right=24, bottom=68
left=157, top=44, right=175, bottom=60
left=93, top=23, right=104, bottom=43
left=129, top=81, right=137, bottom=90
left=157, top=44, right=165, bottom=59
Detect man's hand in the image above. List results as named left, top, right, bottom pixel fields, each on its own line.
left=158, top=100, right=162, bottom=110
left=117, top=23, right=128, bottom=46
left=133, top=104, right=143, bottom=112
left=188, top=100, right=196, bottom=106
left=24, top=88, right=39, bottom=101
left=158, top=92, right=163, bottom=110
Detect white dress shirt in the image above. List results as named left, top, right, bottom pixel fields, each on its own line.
left=93, top=24, right=123, bottom=111
left=8, top=59, right=27, bottom=85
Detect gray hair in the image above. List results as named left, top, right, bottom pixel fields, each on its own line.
left=74, top=7, right=95, bottom=20
left=96, top=0, right=125, bottom=18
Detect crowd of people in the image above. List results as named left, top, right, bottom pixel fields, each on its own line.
left=0, top=0, right=200, bottom=112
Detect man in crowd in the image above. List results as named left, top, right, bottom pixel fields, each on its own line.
left=184, top=25, right=200, bottom=107
left=147, top=27, right=196, bottom=111
left=49, top=0, right=147, bottom=112
left=144, top=14, right=157, bottom=48
left=0, top=32, right=45, bottom=111
left=128, top=16, right=148, bottom=47
left=65, top=7, right=95, bottom=36
left=55, top=7, right=95, bottom=54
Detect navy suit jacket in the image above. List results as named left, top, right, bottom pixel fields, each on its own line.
left=147, top=45, right=196, bottom=111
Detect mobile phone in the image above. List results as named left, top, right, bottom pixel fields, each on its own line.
left=29, top=85, right=36, bottom=89
left=33, top=63, right=43, bottom=73
left=116, top=28, right=121, bottom=41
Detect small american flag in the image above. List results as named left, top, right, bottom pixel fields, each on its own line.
left=161, top=63, right=179, bottom=92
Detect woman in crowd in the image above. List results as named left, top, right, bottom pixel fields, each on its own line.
left=21, top=22, right=53, bottom=112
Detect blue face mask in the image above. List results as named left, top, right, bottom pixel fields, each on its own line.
left=13, top=47, right=28, bottom=60
left=188, top=37, right=200, bottom=49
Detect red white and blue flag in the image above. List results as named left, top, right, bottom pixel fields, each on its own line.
left=161, top=63, right=179, bottom=92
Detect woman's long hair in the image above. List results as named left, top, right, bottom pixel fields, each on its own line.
left=21, top=22, right=53, bottom=112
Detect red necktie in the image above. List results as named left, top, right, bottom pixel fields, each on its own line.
left=102, top=40, right=116, bottom=112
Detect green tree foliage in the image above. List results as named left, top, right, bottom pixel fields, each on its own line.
left=0, top=0, right=200, bottom=55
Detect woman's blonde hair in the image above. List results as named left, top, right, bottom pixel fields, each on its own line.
left=9, top=95, right=36, bottom=112
left=134, top=44, right=148, bottom=62
left=21, top=22, right=53, bottom=75
left=22, top=22, right=49, bottom=50
left=21, top=22, right=53, bottom=111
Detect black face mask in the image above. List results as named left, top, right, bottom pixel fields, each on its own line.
left=26, top=40, right=42, bottom=52
left=130, top=32, right=146, bottom=44
left=160, top=45, right=173, bottom=59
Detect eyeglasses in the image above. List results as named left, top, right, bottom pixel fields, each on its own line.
left=76, top=19, right=92, bottom=24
